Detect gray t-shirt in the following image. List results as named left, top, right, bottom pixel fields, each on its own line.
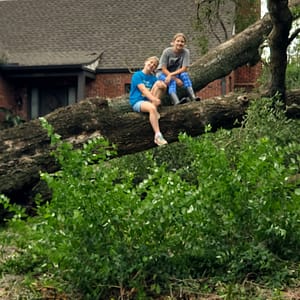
left=157, top=47, right=190, bottom=72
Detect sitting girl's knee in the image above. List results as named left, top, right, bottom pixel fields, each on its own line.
left=157, top=80, right=167, bottom=89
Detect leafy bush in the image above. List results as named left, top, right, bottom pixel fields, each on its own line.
left=0, top=107, right=25, bottom=130
left=286, top=61, right=300, bottom=89
left=2, top=99, right=300, bottom=299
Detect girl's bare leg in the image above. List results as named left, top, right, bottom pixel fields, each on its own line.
left=140, top=101, right=160, bottom=134
left=151, top=81, right=167, bottom=106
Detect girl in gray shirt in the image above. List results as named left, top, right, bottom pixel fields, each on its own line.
left=157, top=33, right=200, bottom=105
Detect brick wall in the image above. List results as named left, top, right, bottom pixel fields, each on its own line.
left=197, top=73, right=235, bottom=99
left=0, top=75, right=32, bottom=121
left=0, top=75, right=14, bottom=109
left=86, top=73, right=132, bottom=99
left=233, top=0, right=261, bottom=92
left=86, top=72, right=237, bottom=101
left=234, top=63, right=262, bottom=91
left=0, top=75, right=28, bottom=122
left=195, top=64, right=262, bottom=99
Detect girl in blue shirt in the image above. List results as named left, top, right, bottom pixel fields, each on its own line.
left=129, top=56, right=168, bottom=146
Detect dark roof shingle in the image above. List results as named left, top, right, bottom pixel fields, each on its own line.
left=0, top=0, right=235, bottom=69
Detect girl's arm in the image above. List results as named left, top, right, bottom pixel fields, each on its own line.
left=163, top=66, right=188, bottom=77
left=162, top=65, right=188, bottom=84
left=137, top=83, right=159, bottom=102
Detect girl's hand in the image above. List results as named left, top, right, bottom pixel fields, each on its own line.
left=175, top=77, right=183, bottom=87
left=151, top=97, right=161, bottom=106
left=165, top=74, right=172, bottom=84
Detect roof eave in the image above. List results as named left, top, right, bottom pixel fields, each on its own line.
left=95, top=68, right=134, bottom=74
left=0, top=63, right=89, bottom=72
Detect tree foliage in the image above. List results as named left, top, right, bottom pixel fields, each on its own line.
left=1, top=98, right=300, bottom=299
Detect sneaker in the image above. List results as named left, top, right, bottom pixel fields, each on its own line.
left=154, top=133, right=168, bottom=146
left=179, top=97, right=188, bottom=104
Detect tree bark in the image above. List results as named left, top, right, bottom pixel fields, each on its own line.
left=0, top=94, right=249, bottom=203
left=267, top=0, right=293, bottom=101
left=1, top=90, right=300, bottom=206
left=188, top=14, right=273, bottom=94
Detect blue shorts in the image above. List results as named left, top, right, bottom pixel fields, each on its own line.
left=132, top=100, right=144, bottom=112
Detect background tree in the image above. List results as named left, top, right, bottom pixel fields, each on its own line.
left=196, top=0, right=299, bottom=104
left=267, top=0, right=293, bottom=101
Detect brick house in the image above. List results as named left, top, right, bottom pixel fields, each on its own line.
left=0, top=0, right=260, bottom=121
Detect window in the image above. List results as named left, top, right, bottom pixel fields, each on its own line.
left=30, top=87, right=77, bottom=119
left=124, top=83, right=131, bottom=94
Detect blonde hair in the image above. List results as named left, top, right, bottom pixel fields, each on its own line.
left=171, top=33, right=187, bottom=45
left=145, top=56, right=159, bottom=65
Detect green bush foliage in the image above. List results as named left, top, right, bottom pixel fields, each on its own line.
left=0, top=107, right=25, bottom=130
left=1, top=98, right=300, bottom=299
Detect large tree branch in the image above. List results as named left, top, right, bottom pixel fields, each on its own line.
left=1, top=90, right=300, bottom=207
left=189, top=14, right=273, bottom=92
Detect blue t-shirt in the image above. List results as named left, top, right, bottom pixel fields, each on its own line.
left=129, top=70, right=157, bottom=107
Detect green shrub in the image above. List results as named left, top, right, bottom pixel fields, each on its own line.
left=2, top=99, right=300, bottom=299
left=0, top=107, right=25, bottom=130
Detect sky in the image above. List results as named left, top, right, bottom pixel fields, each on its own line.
left=261, top=0, right=267, bottom=17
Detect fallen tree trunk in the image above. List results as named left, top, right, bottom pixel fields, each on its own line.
left=188, top=14, right=273, bottom=93
left=1, top=90, right=300, bottom=206
left=0, top=94, right=249, bottom=203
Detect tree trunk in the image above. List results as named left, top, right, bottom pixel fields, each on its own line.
left=267, top=0, right=293, bottom=101
left=188, top=14, right=273, bottom=94
left=0, top=94, right=249, bottom=203
left=1, top=90, right=300, bottom=206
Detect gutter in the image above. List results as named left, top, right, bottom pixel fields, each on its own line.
left=0, top=63, right=92, bottom=72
